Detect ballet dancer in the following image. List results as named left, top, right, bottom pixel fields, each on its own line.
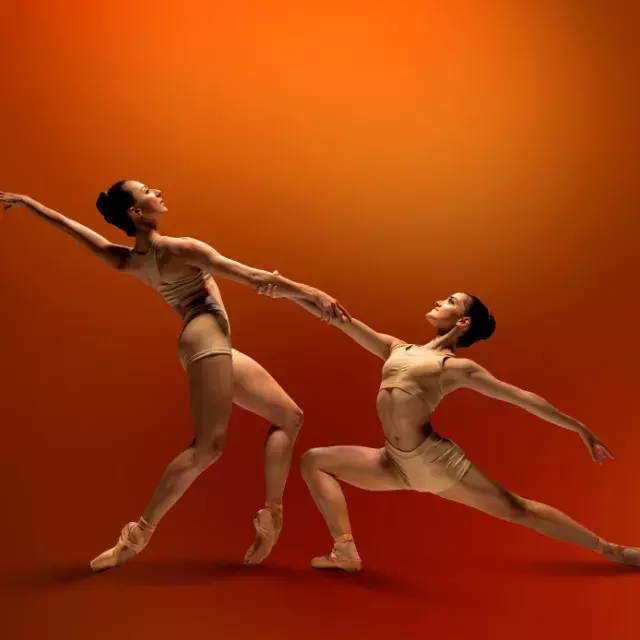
left=258, top=278, right=638, bottom=571
left=0, top=184, right=350, bottom=571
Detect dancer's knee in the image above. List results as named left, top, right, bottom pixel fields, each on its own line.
left=497, top=493, right=531, bottom=523
left=279, top=405, right=304, bottom=437
left=300, top=447, right=325, bottom=476
left=192, top=437, right=225, bottom=470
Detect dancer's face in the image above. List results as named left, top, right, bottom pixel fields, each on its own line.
left=425, top=292, right=471, bottom=330
left=124, top=181, right=169, bottom=226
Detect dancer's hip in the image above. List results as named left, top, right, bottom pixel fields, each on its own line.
left=382, top=430, right=471, bottom=494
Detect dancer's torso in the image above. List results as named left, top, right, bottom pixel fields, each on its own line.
left=377, top=343, right=456, bottom=450
left=126, top=235, right=229, bottom=327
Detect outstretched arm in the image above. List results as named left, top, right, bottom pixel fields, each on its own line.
left=454, top=359, right=613, bottom=463
left=0, top=192, right=131, bottom=270
left=172, top=237, right=350, bottom=321
left=291, top=297, right=403, bottom=360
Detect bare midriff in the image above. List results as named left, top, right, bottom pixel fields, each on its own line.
left=376, top=388, right=435, bottom=452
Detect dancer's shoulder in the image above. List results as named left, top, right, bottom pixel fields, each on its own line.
left=441, top=357, right=485, bottom=378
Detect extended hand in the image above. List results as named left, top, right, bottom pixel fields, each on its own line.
left=0, top=192, right=26, bottom=212
left=313, top=288, right=351, bottom=324
left=258, top=270, right=285, bottom=298
left=579, top=428, right=614, bottom=464
left=258, top=270, right=351, bottom=324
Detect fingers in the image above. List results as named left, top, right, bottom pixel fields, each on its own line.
left=336, top=301, right=351, bottom=322
left=257, top=283, right=279, bottom=297
left=592, top=444, right=613, bottom=464
left=594, top=443, right=614, bottom=464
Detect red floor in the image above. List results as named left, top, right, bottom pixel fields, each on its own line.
left=4, top=536, right=637, bottom=639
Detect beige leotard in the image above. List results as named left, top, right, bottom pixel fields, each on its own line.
left=379, top=342, right=470, bottom=493
left=128, top=235, right=236, bottom=367
left=379, top=342, right=455, bottom=413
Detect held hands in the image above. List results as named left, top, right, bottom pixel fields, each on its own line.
left=257, top=270, right=351, bottom=324
left=578, top=427, right=614, bottom=464
left=0, top=192, right=26, bottom=212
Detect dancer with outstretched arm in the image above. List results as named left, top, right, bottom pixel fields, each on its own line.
left=259, top=277, right=637, bottom=571
left=0, top=184, right=350, bottom=571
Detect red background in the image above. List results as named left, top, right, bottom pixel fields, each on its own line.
left=1, top=1, right=638, bottom=638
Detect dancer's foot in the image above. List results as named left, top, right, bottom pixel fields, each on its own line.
left=244, top=504, right=283, bottom=566
left=311, top=534, right=362, bottom=572
left=596, top=538, right=640, bottom=567
left=90, top=519, right=155, bottom=572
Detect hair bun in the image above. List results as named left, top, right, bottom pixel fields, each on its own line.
left=96, top=191, right=112, bottom=218
left=482, top=315, right=496, bottom=340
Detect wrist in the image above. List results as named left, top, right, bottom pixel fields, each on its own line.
left=302, top=285, right=319, bottom=302
left=575, top=423, right=589, bottom=436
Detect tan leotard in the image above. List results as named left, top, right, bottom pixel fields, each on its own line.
left=379, top=342, right=455, bottom=413
left=379, top=343, right=470, bottom=493
left=128, top=235, right=236, bottom=367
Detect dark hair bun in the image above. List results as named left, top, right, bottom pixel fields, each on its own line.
left=481, top=314, right=496, bottom=340
left=96, top=191, right=111, bottom=218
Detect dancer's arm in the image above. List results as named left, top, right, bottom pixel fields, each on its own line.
left=173, top=238, right=350, bottom=320
left=454, top=359, right=613, bottom=462
left=0, top=192, right=131, bottom=270
left=291, top=297, right=402, bottom=360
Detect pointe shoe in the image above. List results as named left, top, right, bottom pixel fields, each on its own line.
left=244, top=508, right=283, bottom=566
left=90, top=521, right=152, bottom=573
left=311, top=536, right=362, bottom=573
left=597, top=540, right=640, bottom=567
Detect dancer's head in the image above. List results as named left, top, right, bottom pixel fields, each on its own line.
left=425, top=293, right=496, bottom=348
left=96, top=180, right=168, bottom=237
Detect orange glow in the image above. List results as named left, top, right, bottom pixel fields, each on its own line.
left=1, top=1, right=638, bottom=638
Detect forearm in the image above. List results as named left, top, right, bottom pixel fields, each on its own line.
left=21, top=196, right=127, bottom=268
left=291, top=297, right=340, bottom=324
left=524, top=393, right=585, bottom=433
left=291, top=297, right=392, bottom=357
left=208, top=255, right=315, bottom=300
left=23, top=197, right=108, bottom=247
left=23, top=196, right=74, bottom=232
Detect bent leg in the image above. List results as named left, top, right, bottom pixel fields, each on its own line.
left=437, top=463, right=640, bottom=565
left=231, top=350, right=304, bottom=564
left=232, top=350, right=304, bottom=506
left=301, top=445, right=404, bottom=571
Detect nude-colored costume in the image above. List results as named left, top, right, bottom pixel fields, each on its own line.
left=128, top=235, right=239, bottom=368
left=379, top=343, right=470, bottom=492
left=90, top=236, right=242, bottom=572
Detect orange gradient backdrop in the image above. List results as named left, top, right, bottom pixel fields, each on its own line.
left=1, top=1, right=639, bottom=638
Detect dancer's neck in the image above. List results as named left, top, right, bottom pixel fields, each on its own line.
left=132, top=228, right=161, bottom=255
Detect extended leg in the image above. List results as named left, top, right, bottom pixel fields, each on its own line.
left=90, top=337, right=234, bottom=572
left=437, top=463, right=640, bottom=566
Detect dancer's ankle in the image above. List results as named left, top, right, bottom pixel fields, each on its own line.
left=334, top=533, right=354, bottom=545
left=137, top=517, right=157, bottom=538
left=265, top=502, right=283, bottom=526
left=595, top=537, right=611, bottom=555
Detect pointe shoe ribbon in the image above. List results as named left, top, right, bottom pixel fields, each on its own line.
left=311, top=534, right=362, bottom=572
left=89, top=520, right=154, bottom=573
